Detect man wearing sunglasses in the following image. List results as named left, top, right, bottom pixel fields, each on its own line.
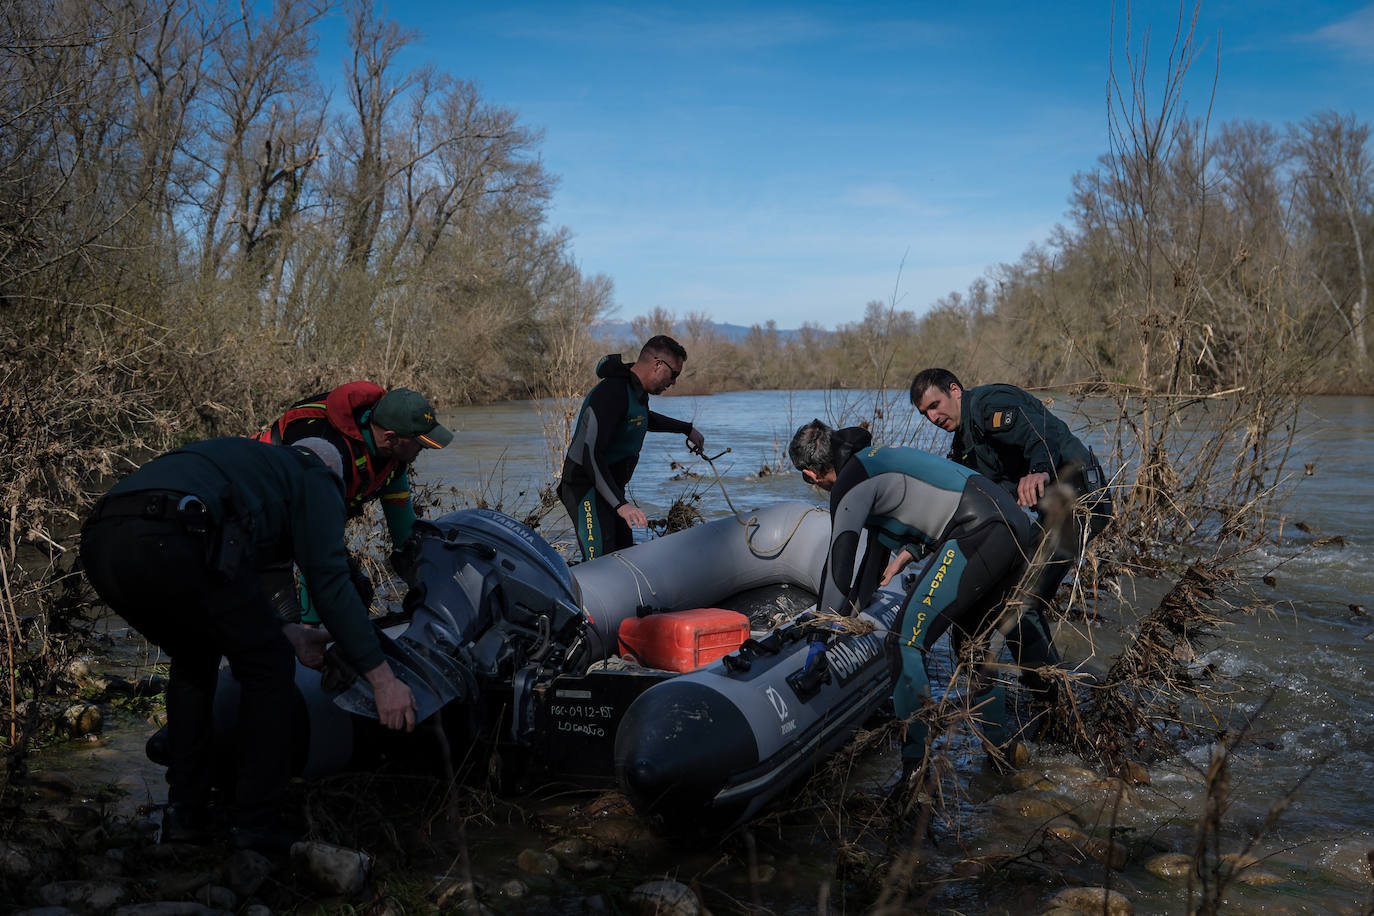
left=559, top=335, right=706, bottom=561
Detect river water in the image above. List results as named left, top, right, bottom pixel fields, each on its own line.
left=422, top=389, right=1374, bottom=912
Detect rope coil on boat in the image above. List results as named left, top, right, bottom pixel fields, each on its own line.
left=693, top=445, right=828, bottom=558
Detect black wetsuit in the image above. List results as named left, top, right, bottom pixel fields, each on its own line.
left=559, top=354, right=693, bottom=560
left=79, top=437, right=383, bottom=836
left=817, top=437, right=1051, bottom=762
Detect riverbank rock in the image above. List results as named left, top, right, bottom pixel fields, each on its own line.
left=991, top=789, right=1081, bottom=823
left=1044, top=886, right=1133, bottom=916
left=1143, top=852, right=1193, bottom=879
left=63, top=703, right=104, bottom=738
left=221, top=850, right=273, bottom=899
left=37, top=878, right=130, bottom=911
left=516, top=848, right=560, bottom=876
left=628, top=879, right=701, bottom=916
left=290, top=841, right=372, bottom=896
left=1043, top=826, right=1128, bottom=870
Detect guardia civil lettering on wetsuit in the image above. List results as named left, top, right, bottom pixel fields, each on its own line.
left=559, top=353, right=694, bottom=561
left=816, top=445, right=972, bottom=618
left=818, top=443, right=1041, bottom=764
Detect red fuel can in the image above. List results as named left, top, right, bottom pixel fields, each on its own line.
left=617, top=608, right=750, bottom=673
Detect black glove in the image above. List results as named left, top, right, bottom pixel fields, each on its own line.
left=261, top=562, right=304, bottom=624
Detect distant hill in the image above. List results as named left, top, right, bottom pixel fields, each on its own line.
left=592, top=318, right=814, bottom=343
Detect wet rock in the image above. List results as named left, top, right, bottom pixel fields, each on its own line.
left=1114, top=761, right=1150, bottom=785
left=498, top=878, right=529, bottom=898
left=146, top=870, right=217, bottom=898
left=1050, top=765, right=1100, bottom=784
left=1045, top=886, right=1132, bottom=916
left=578, top=815, right=658, bottom=849
left=63, top=703, right=104, bottom=738
left=1213, top=852, right=1283, bottom=885
left=241, top=906, right=272, bottom=916
left=77, top=853, right=125, bottom=879
left=1235, top=867, right=1283, bottom=886
left=193, top=885, right=236, bottom=910
left=64, top=657, right=93, bottom=686
left=290, top=840, right=373, bottom=896
left=12, top=908, right=76, bottom=916
left=569, top=857, right=609, bottom=875
left=0, top=840, right=36, bottom=880
left=27, top=771, right=80, bottom=798
left=1011, top=771, right=1057, bottom=792
left=58, top=805, right=103, bottom=831
left=37, top=879, right=130, bottom=912
left=547, top=838, right=587, bottom=864
left=1081, top=777, right=1139, bottom=809
left=1143, top=852, right=1193, bottom=879
left=101, top=675, right=136, bottom=696
left=628, top=879, right=701, bottom=916
left=221, top=849, right=274, bottom=898
left=992, top=789, right=1081, bottom=822
left=136, top=674, right=169, bottom=695
left=516, top=848, right=560, bottom=876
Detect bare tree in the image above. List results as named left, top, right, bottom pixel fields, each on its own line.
left=1285, top=110, right=1372, bottom=363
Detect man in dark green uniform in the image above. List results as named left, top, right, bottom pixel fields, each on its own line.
left=80, top=437, right=417, bottom=854
left=910, top=368, right=1112, bottom=695
left=559, top=335, right=705, bottom=561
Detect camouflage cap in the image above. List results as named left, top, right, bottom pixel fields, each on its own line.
left=371, top=388, right=453, bottom=448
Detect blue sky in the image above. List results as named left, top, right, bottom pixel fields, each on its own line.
left=328, top=1, right=1374, bottom=330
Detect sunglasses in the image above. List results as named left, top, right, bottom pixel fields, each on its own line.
left=655, top=358, right=682, bottom=380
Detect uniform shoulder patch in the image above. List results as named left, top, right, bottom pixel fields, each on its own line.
left=989, top=408, right=1017, bottom=430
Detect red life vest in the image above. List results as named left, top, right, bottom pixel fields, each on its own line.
left=254, top=381, right=403, bottom=516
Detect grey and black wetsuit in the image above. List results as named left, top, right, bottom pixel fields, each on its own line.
left=818, top=439, right=1050, bottom=761
left=558, top=354, right=694, bottom=560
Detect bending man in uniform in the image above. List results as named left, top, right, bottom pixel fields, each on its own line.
left=789, top=420, right=1051, bottom=780
left=80, top=437, right=417, bottom=854
left=909, top=367, right=1112, bottom=609
left=560, top=335, right=705, bottom=561
left=255, top=383, right=453, bottom=619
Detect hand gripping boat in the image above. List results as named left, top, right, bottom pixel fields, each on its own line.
left=198, top=501, right=904, bottom=832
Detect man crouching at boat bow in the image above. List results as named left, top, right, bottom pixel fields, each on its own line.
left=788, top=420, right=1059, bottom=784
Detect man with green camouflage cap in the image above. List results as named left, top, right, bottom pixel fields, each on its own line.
left=255, top=382, right=453, bottom=620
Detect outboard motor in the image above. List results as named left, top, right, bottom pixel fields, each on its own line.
left=329, top=509, right=587, bottom=743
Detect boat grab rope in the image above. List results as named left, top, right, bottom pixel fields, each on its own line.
left=608, top=551, right=657, bottom=606
left=693, top=442, right=827, bottom=559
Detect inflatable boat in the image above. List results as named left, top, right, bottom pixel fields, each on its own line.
left=198, top=501, right=904, bottom=832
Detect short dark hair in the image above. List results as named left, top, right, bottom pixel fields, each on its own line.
left=640, top=335, right=687, bottom=363
left=788, top=419, right=833, bottom=473
left=910, top=368, right=963, bottom=405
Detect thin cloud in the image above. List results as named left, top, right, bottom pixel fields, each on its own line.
left=1307, top=3, right=1374, bottom=57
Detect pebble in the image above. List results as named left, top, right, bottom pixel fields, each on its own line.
left=1143, top=852, right=1193, bottom=879
left=1044, top=886, right=1133, bottom=916
left=628, top=879, right=701, bottom=916
left=37, top=879, right=130, bottom=912
left=515, top=848, right=559, bottom=876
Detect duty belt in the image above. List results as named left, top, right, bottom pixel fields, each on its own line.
left=88, top=490, right=211, bottom=533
